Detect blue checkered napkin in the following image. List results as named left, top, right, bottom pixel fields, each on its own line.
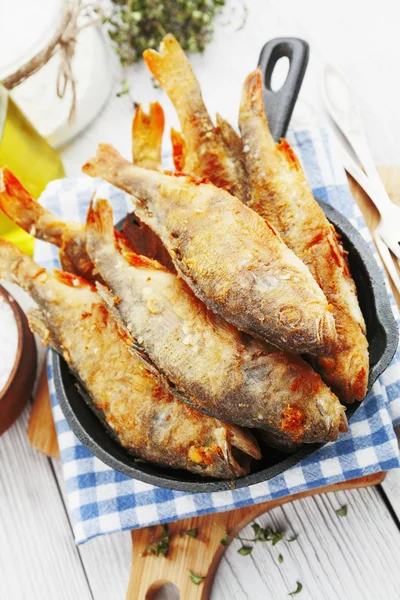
left=35, top=128, right=400, bottom=544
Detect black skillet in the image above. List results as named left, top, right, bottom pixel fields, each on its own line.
left=52, top=38, right=399, bottom=492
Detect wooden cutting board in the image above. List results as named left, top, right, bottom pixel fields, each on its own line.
left=26, top=168, right=400, bottom=599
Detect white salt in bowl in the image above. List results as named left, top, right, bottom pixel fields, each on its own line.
left=0, top=285, right=36, bottom=434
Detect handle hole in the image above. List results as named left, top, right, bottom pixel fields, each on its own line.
left=148, top=583, right=180, bottom=600
left=270, top=56, right=290, bottom=92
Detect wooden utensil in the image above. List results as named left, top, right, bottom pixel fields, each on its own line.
left=0, top=284, right=36, bottom=435
left=27, top=361, right=59, bottom=458
left=127, top=472, right=384, bottom=599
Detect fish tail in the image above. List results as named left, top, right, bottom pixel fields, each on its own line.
left=86, top=198, right=115, bottom=246
left=82, top=144, right=130, bottom=179
left=0, top=239, right=46, bottom=290
left=0, top=168, right=65, bottom=246
left=240, top=69, right=275, bottom=149
left=132, top=102, right=165, bottom=168
left=170, top=128, right=186, bottom=171
left=143, top=34, right=187, bottom=93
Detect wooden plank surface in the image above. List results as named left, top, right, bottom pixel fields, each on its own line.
left=0, top=409, right=91, bottom=600
left=212, top=485, right=400, bottom=600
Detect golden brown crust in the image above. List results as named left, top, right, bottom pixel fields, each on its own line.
left=0, top=239, right=259, bottom=478
left=83, top=198, right=347, bottom=444
left=239, top=68, right=369, bottom=402
left=83, top=144, right=338, bottom=356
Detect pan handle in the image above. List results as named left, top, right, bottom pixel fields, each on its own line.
left=258, top=37, right=309, bottom=141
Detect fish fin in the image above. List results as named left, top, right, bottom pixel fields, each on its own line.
left=82, top=144, right=130, bottom=178
left=225, top=424, right=261, bottom=460
left=170, top=128, right=186, bottom=172
left=276, top=138, right=302, bottom=172
left=122, top=212, right=176, bottom=271
left=27, top=307, right=62, bottom=353
left=132, top=102, right=165, bottom=169
left=120, top=250, right=171, bottom=273
left=0, top=168, right=66, bottom=246
left=53, top=269, right=96, bottom=291
left=216, top=114, right=243, bottom=151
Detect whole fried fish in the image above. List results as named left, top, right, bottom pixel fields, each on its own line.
left=83, top=144, right=337, bottom=356
left=143, top=34, right=249, bottom=203
left=239, top=69, right=369, bottom=402
left=0, top=239, right=260, bottom=477
left=85, top=198, right=347, bottom=444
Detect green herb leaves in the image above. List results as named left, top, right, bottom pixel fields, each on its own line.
left=336, top=505, right=348, bottom=517
left=220, top=533, right=229, bottom=546
left=188, top=571, right=205, bottom=585
left=278, top=553, right=284, bottom=563
left=142, top=524, right=169, bottom=558
left=181, top=528, right=198, bottom=539
left=288, top=582, right=303, bottom=595
left=238, top=546, right=253, bottom=556
left=105, top=0, right=227, bottom=68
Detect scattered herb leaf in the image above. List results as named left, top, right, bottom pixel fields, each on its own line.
left=271, top=531, right=285, bottom=546
left=188, top=571, right=206, bottom=585
left=220, top=533, right=229, bottom=546
left=278, top=553, right=284, bottom=563
left=336, top=505, right=348, bottom=517
left=288, top=534, right=299, bottom=542
left=116, top=79, right=129, bottom=97
left=181, top=528, right=198, bottom=539
left=238, top=545, right=253, bottom=556
left=288, top=582, right=303, bottom=596
left=142, top=524, right=169, bottom=558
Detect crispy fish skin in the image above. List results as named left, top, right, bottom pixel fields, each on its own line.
left=0, top=240, right=260, bottom=478
left=143, top=34, right=249, bottom=203
left=83, top=144, right=337, bottom=356
left=239, top=70, right=369, bottom=402
left=85, top=198, right=347, bottom=444
left=132, top=102, right=165, bottom=169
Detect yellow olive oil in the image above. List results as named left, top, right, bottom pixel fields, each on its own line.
left=0, top=85, right=65, bottom=254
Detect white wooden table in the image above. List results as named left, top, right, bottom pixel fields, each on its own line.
left=1, top=1, right=400, bottom=598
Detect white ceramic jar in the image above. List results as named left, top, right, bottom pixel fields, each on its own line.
left=0, top=0, right=113, bottom=148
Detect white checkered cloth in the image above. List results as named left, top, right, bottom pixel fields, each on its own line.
left=34, top=128, right=400, bottom=544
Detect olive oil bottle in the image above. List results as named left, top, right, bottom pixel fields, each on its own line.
left=0, top=84, right=65, bottom=254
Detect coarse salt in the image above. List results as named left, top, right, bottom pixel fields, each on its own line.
left=0, top=297, right=19, bottom=393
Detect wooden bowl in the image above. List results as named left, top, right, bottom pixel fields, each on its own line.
left=0, top=285, right=37, bottom=435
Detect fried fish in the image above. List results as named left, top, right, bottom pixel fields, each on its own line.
left=83, top=144, right=337, bottom=355
left=239, top=69, right=369, bottom=402
left=143, top=34, right=249, bottom=203
left=85, top=198, right=347, bottom=444
left=0, top=239, right=260, bottom=477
